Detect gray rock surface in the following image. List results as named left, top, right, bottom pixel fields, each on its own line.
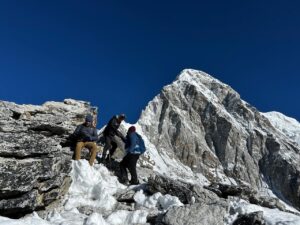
left=161, top=201, right=228, bottom=225
left=145, top=174, right=229, bottom=225
left=138, top=69, right=300, bottom=210
left=147, top=174, right=219, bottom=205
left=206, top=183, right=287, bottom=212
left=232, top=211, right=265, bottom=225
left=0, top=99, right=97, bottom=218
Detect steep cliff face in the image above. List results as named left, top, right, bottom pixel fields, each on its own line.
left=0, top=99, right=97, bottom=218
left=138, top=69, right=300, bottom=209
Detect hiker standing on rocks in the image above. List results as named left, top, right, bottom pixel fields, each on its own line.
left=101, top=114, right=126, bottom=162
left=120, top=126, right=146, bottom=185
left=73, top=114, right=98, bottom=166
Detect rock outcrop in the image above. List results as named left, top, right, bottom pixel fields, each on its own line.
left=113, top=174, right=229, bottom=225
left=232, top=211, right=265, bottom=225
left=147, top=174, right=219, bottom=205
left=146, top=174, right=228, bottom=225
left=138, top=69, right=300, bottom=210
left=0, top=99, right=97, bottom=218
left=161, top=202, right=228, bottom=225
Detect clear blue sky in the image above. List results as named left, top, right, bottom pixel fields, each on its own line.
left=0, top=0, right=299, bottom=127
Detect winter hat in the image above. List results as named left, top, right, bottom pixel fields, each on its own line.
left=128, top=126, right=136, bottom=133
left=85, top=114, right=93, bottom=123
left=119, top=114, right=126, bottom=120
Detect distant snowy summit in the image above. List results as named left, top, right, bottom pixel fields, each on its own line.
left=263, top=111, right=300, bottom=146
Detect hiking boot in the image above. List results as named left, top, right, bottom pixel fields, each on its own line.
left=96, top=155, right=102, bottom=164
left=129, top=180, right=140, bottom=185
left=97, top=156, right=105, bottom=164
left=119, top=178, right=129, bottom=185
left=105, top=155, right=111, bottom=163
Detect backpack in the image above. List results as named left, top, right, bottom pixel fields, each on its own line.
left=135, top=133, right=146, bottom=154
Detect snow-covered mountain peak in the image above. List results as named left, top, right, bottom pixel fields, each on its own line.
left=262, top=111, right=300, bottom=146
left=176, top=69, right=216, bottom=83
left=171, top=69, right=241, bottom=106
left=175, top=69, right=231, bottom=91
left=264, top=111, right=300, bottom=126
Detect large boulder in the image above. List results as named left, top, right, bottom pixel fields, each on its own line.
left=232, top=211, right=265, bottom=225
left=0, top=99, right=97, bottom=218
left=147, top=174, right=219, bottom=205
left=145, top=174, right=229, bottom=225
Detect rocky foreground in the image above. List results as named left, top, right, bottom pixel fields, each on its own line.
left=0, top=99, right=96, bottom=218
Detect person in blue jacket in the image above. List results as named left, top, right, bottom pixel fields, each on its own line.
left=73, top=114, right=98, bottom=166
left=119, top=126, right=146, bottom=185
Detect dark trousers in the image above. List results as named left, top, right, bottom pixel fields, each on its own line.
left=120, top=153, right=140, bottom=184
left=102, top=135, right=118, bottom=159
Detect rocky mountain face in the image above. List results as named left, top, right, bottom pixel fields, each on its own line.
left=138, top=69, right=300, bottom=211
left=0, top=99, right=97, bottom=218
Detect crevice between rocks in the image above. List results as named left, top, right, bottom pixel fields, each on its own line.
left=0, top=153, right=49, bottom=160
left=28, top=125, right=66, bottom=136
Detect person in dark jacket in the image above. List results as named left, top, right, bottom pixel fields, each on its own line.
left=119, top=126, right=144, bottom=185
left=73, top=114, right=98, bottom=166
left=101, top=114, right=126, bottom=161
